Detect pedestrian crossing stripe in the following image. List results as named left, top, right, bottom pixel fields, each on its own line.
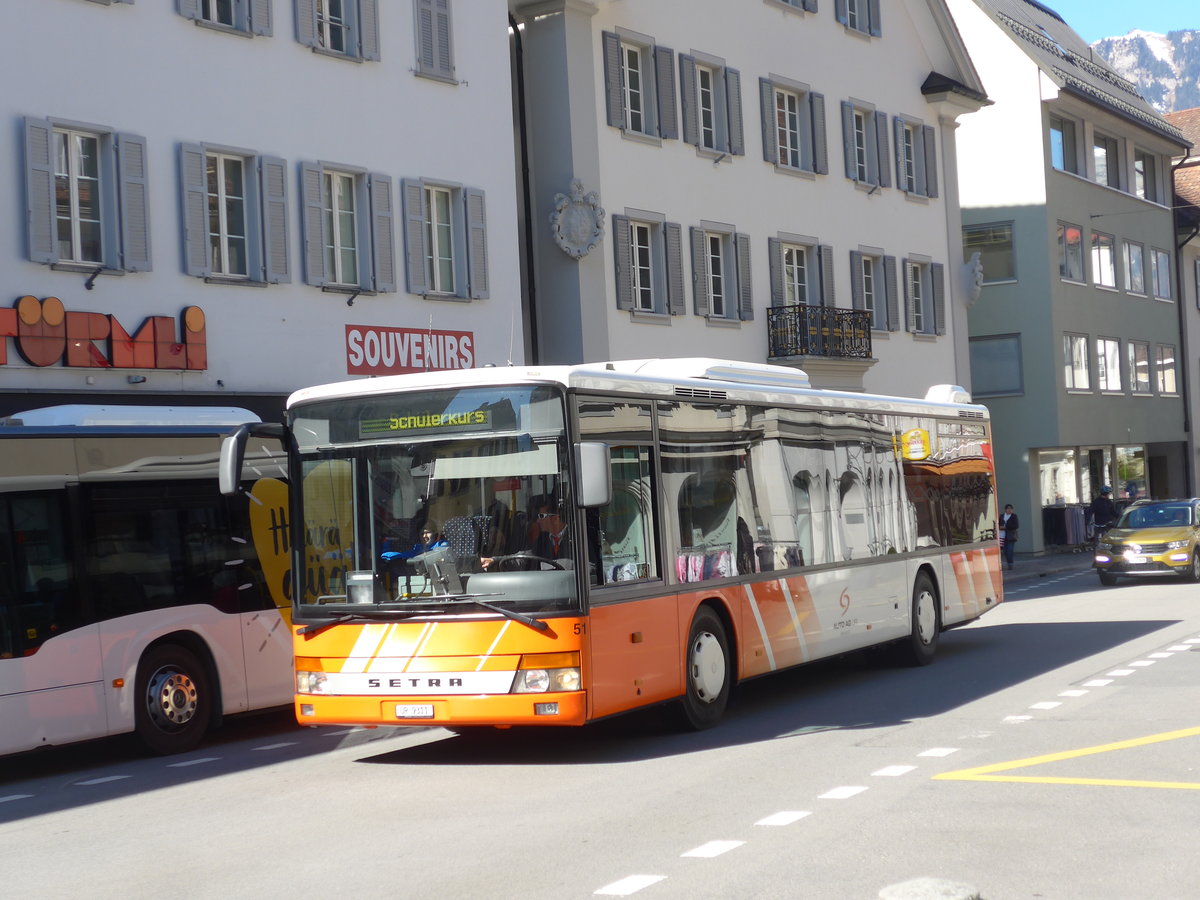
left=932, top=725, right=1200, bottom=790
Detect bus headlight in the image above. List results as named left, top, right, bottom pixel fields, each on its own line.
left=512, top=652, right=581, bottom=693
left=297, top=671, right=328, bottom=694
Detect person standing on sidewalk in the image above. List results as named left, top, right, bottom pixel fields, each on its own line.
left=999, top=504, right=1019, bottom=570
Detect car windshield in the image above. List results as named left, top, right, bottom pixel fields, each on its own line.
left=289, top=385, right=581, bottom=619
left=1115, top=503, right=1193, bottom=529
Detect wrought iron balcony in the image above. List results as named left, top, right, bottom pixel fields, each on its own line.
left=767, top=304, right=872, bottom=360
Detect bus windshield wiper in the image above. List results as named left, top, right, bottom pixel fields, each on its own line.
left=296, top=607, right=432, bottom=636
left=299, top=596, right=549, bottom=634
left=390, top=594, right=550, bottom=633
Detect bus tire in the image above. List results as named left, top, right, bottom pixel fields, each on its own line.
left=674, top=606, right=731, bottom=731
left=897, top=572, right=939, bottom=667
left=134, top=644, right=212, bottom=755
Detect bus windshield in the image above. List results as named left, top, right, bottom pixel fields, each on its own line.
left=290, top=384, right=579, bottom=619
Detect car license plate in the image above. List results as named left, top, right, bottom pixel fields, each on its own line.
left=1124, top=553, right=1147, bottom=564
left=395, top=704, right=434, bottom=719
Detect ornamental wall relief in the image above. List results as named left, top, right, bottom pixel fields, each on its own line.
left=550, top=179, right=605, bottom=259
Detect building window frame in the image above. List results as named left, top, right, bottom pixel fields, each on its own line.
left=1134, top=149, right=1158, bottom=202
left=414, top=0, right=455, bottom=82
left=1128, top=340, right=1151, bottom=394
left=969, top=334, right=1023, bottom=397
left=602, top=30, right=676, bottom=140
left=963, top=222, right=1015, bottom=284
left=299, top=162, right=395, bottom=293
left=1049, top=113, right=1079, bottom=174
left=759, top=76, right=827, bottom=175
left=841, top=100, right=889, bottom=189
left=613, top=211, right=685, bottom=317
left=1096, top=337, right=1122, bottom=393
left=679, top=52, right=743, bottom=156
left=835, top=0, right=882, bottom=37
left=903, top=257, right=944, bottom=336
left=850, top=248, right=897, bottom=331
left=400, top=177, right=488, bottom=300
left=1124, top=240, right=1146, bottom=295
left=179, top=0, right=272, bottom=36
left=893, top=116, right=937, bottom=198
left=1064, top=333, right=1091, bottom=391
left=1152, top=248, right=1172, bottom=300
left=690, top=223, right=752, bottom=322
left=1057, top=221, right=1084, bottom=283
left=1155, top=343, right=1177, bottom=395
left=1091, top=231, right=1116, bottom=289
left=296, top=0, right=381, bottom=61
left=1092, top=132, right=1120, bottom=189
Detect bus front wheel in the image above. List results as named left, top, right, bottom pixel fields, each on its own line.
left=675, top=606, right=731, bottom=730
left=134, top=644, right=212, bottom=755
left=896, top=573, right=940, bottom=667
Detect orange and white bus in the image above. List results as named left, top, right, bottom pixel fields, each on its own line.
left=221, top=359, right=1000, bottom=732
left=1, top=405, right=292, bottom=756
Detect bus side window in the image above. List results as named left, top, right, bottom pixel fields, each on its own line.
left=0, top=493, right=78, bottom=657
left=595, top=445, right=659, bottom=585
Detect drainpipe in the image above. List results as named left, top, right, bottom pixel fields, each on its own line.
left=509, top=13, right=539, bottom=364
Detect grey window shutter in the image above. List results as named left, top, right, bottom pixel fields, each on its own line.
left=768, top=237, right=783, bottom=306
left=834, top=0, right=848, bottom=25
left=679, top=55, right=699, bottom=146
left=117, top=133, right=151, bottom=273
left=655, top=46, right=678, bottom=139
left=416, top=0, right=454, bottom=76
left=932, top=263, right=946, bottom=335
left=369, top=173, right=396, bottom=293
left=868, top=0, right=882, bottom=36
left=849, top=251, right=864, bottom=309
left=602, top=32, right=624, bottom=129
left=359, top=0, right=381, bottom=61
left=819, top=244, right=835, bottom=307
left=464, top=187, right=489, bottom=299
left=259, top=155, right=290, bottom=284
left=178, top=0, right=202, bottom=20
left=726, top=68, right=744, bottom=156
left=250, top=0, right=273, bottom=35
left=401, top=178, right=429, bottom=294
left=811, top=93, right=827, bottom=174
left=874, top=110, right=890, bottom=188
left=923, top=125, right=938, bottom=198
left=300, top=162, right=327, bottom=286
left=665, top=222, right=686, bottom=314
left=612, top=214, right=633, bottom=311
left=760, top=79, right=778, bottom=165
left=840, top=101, right=855, bottom=180
left=296, top=0, right=317, bottom=48
left=736, top=232, right=753, bottom=320
left=180, top=143, right=211, bottom=277
left=24, top=118, right=57, bottom=265
left=893, top=117, right=906, bottom=190
left=884, top=255, right=899, bottom=331
left=903, top=260, right=917, bottom=332
left=690, top=227, right=710, bottom=316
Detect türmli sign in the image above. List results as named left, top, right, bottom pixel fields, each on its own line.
left=346, top=324, right=475, bottom=375
left=0, top=295, right=207, bottom=369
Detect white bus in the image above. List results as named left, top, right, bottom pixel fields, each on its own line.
left=0, top=406, right=292, bottom=756
left=221, top=359, right=1002, bottom=732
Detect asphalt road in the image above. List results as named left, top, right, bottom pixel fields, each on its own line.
left=2, top=569, right=1198, bottom=900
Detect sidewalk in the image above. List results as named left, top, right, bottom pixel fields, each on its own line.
left=1002, top=547, right=1095, bottom=586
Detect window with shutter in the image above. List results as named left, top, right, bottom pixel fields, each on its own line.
left=415, top=0, right=455, bottom=82
left=296, top=0, right=380, bottom=60
left=680, top=53, right=743, bottom=157
left=399, top=178, right=488, bottom=300
left=179, top=0, right=272, bottom=36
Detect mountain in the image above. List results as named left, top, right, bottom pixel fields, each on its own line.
left=1091, top=29, right=1200, bottom=114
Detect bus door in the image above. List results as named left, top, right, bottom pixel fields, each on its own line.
left=239, top=474, right=294, bottom=709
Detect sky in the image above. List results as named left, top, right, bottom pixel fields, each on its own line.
left=1040, top=0, right=1198, bottom=44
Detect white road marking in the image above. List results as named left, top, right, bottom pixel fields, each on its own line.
left=1148, top=652, right=1174, bottom=659
left=1106, top=669, right=1135, bottom=677
left=0, top=794, right=33, bottom=803
left=1166, top=645, right=1193, bottom=652
left=918, top=747, right=959, bottom=757
left=253, top=742, right=298, bottom=751
left=1082, top=679, right=1114, bottom=687
left=1003, top=715, right=1032, bottom=723
left=819, top=786, right=867, bottom=799
left=595, top=875, right=666, bottom=896
left=682, top=840, right=744, bottom=858
left=75, top=775, right=131, bottom=786
left=755, top=811, right=811, bottom=826
left=1030, top=702, right=1062, bottom=710
left=872, top=765, right=916, bottom=777
left=1059, top=689, right=1088, bottom=697
left=1127, top=660, right=1156, bottom=667
left=167, top=757, right=220, bottom=767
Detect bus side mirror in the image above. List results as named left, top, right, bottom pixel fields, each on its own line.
left=575, top=441, right=611, bottom=508
left=219, top=422, right=286, bottom=495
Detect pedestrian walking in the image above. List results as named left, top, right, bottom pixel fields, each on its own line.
left=999, top=503, right=1019, bottom=570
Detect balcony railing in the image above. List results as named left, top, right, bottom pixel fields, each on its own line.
left=766, top=304, right=872, bottom=360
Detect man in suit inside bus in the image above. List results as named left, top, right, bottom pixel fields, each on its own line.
left=530, top=499, right=571, bottom=561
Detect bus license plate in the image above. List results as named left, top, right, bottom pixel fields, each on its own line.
left=395, top=704, right=434, bottom=719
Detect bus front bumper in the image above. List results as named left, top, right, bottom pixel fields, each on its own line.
left=294, top=691, right=588, bottom=727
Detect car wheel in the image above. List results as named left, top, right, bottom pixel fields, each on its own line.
left=134, top=644, right=212, bottom=755
left=1189, top=554, right=1200, bottom=583
left=673, top=606, right=731, bottom=731
left=1098, top=571, right=1118, bottom=587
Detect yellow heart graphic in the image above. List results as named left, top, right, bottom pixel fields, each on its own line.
left=248, top=477, right=291, bottom=617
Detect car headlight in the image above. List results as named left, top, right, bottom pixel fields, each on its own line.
left=1167, top=540, right=1190, bottom=550
left=1096, top=542, right=1112, bottom=551
left=512, top=652, right=581, bottom=693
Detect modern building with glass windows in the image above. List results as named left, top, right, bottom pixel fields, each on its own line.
left=1, top=1, right=521, bottom=421
left=510, top=0, right=989, bottom=399
left=946, top=0, right=1190, bottom=551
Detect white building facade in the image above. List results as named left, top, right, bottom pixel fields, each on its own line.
left=947, top=0, right=1189, bottom=551
left=0, top=0, right=522, bottom=422
left=511, top=0, right=988, bottom=398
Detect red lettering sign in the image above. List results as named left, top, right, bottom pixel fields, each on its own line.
left=1, top=297, right=206, bottom=371
left=345, top=325, right=475, bottom=375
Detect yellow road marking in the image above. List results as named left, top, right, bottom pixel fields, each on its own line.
left=934, top=725, right=1200, bottom=790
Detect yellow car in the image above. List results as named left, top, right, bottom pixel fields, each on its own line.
left=1093, top=499, right=1200, bottom=586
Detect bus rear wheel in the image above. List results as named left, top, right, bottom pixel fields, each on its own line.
left=674, top=606, right=731, bottom=730
left=896, top=573, right=940, bottom=667
left=134, top=644, right=212, bottom=755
